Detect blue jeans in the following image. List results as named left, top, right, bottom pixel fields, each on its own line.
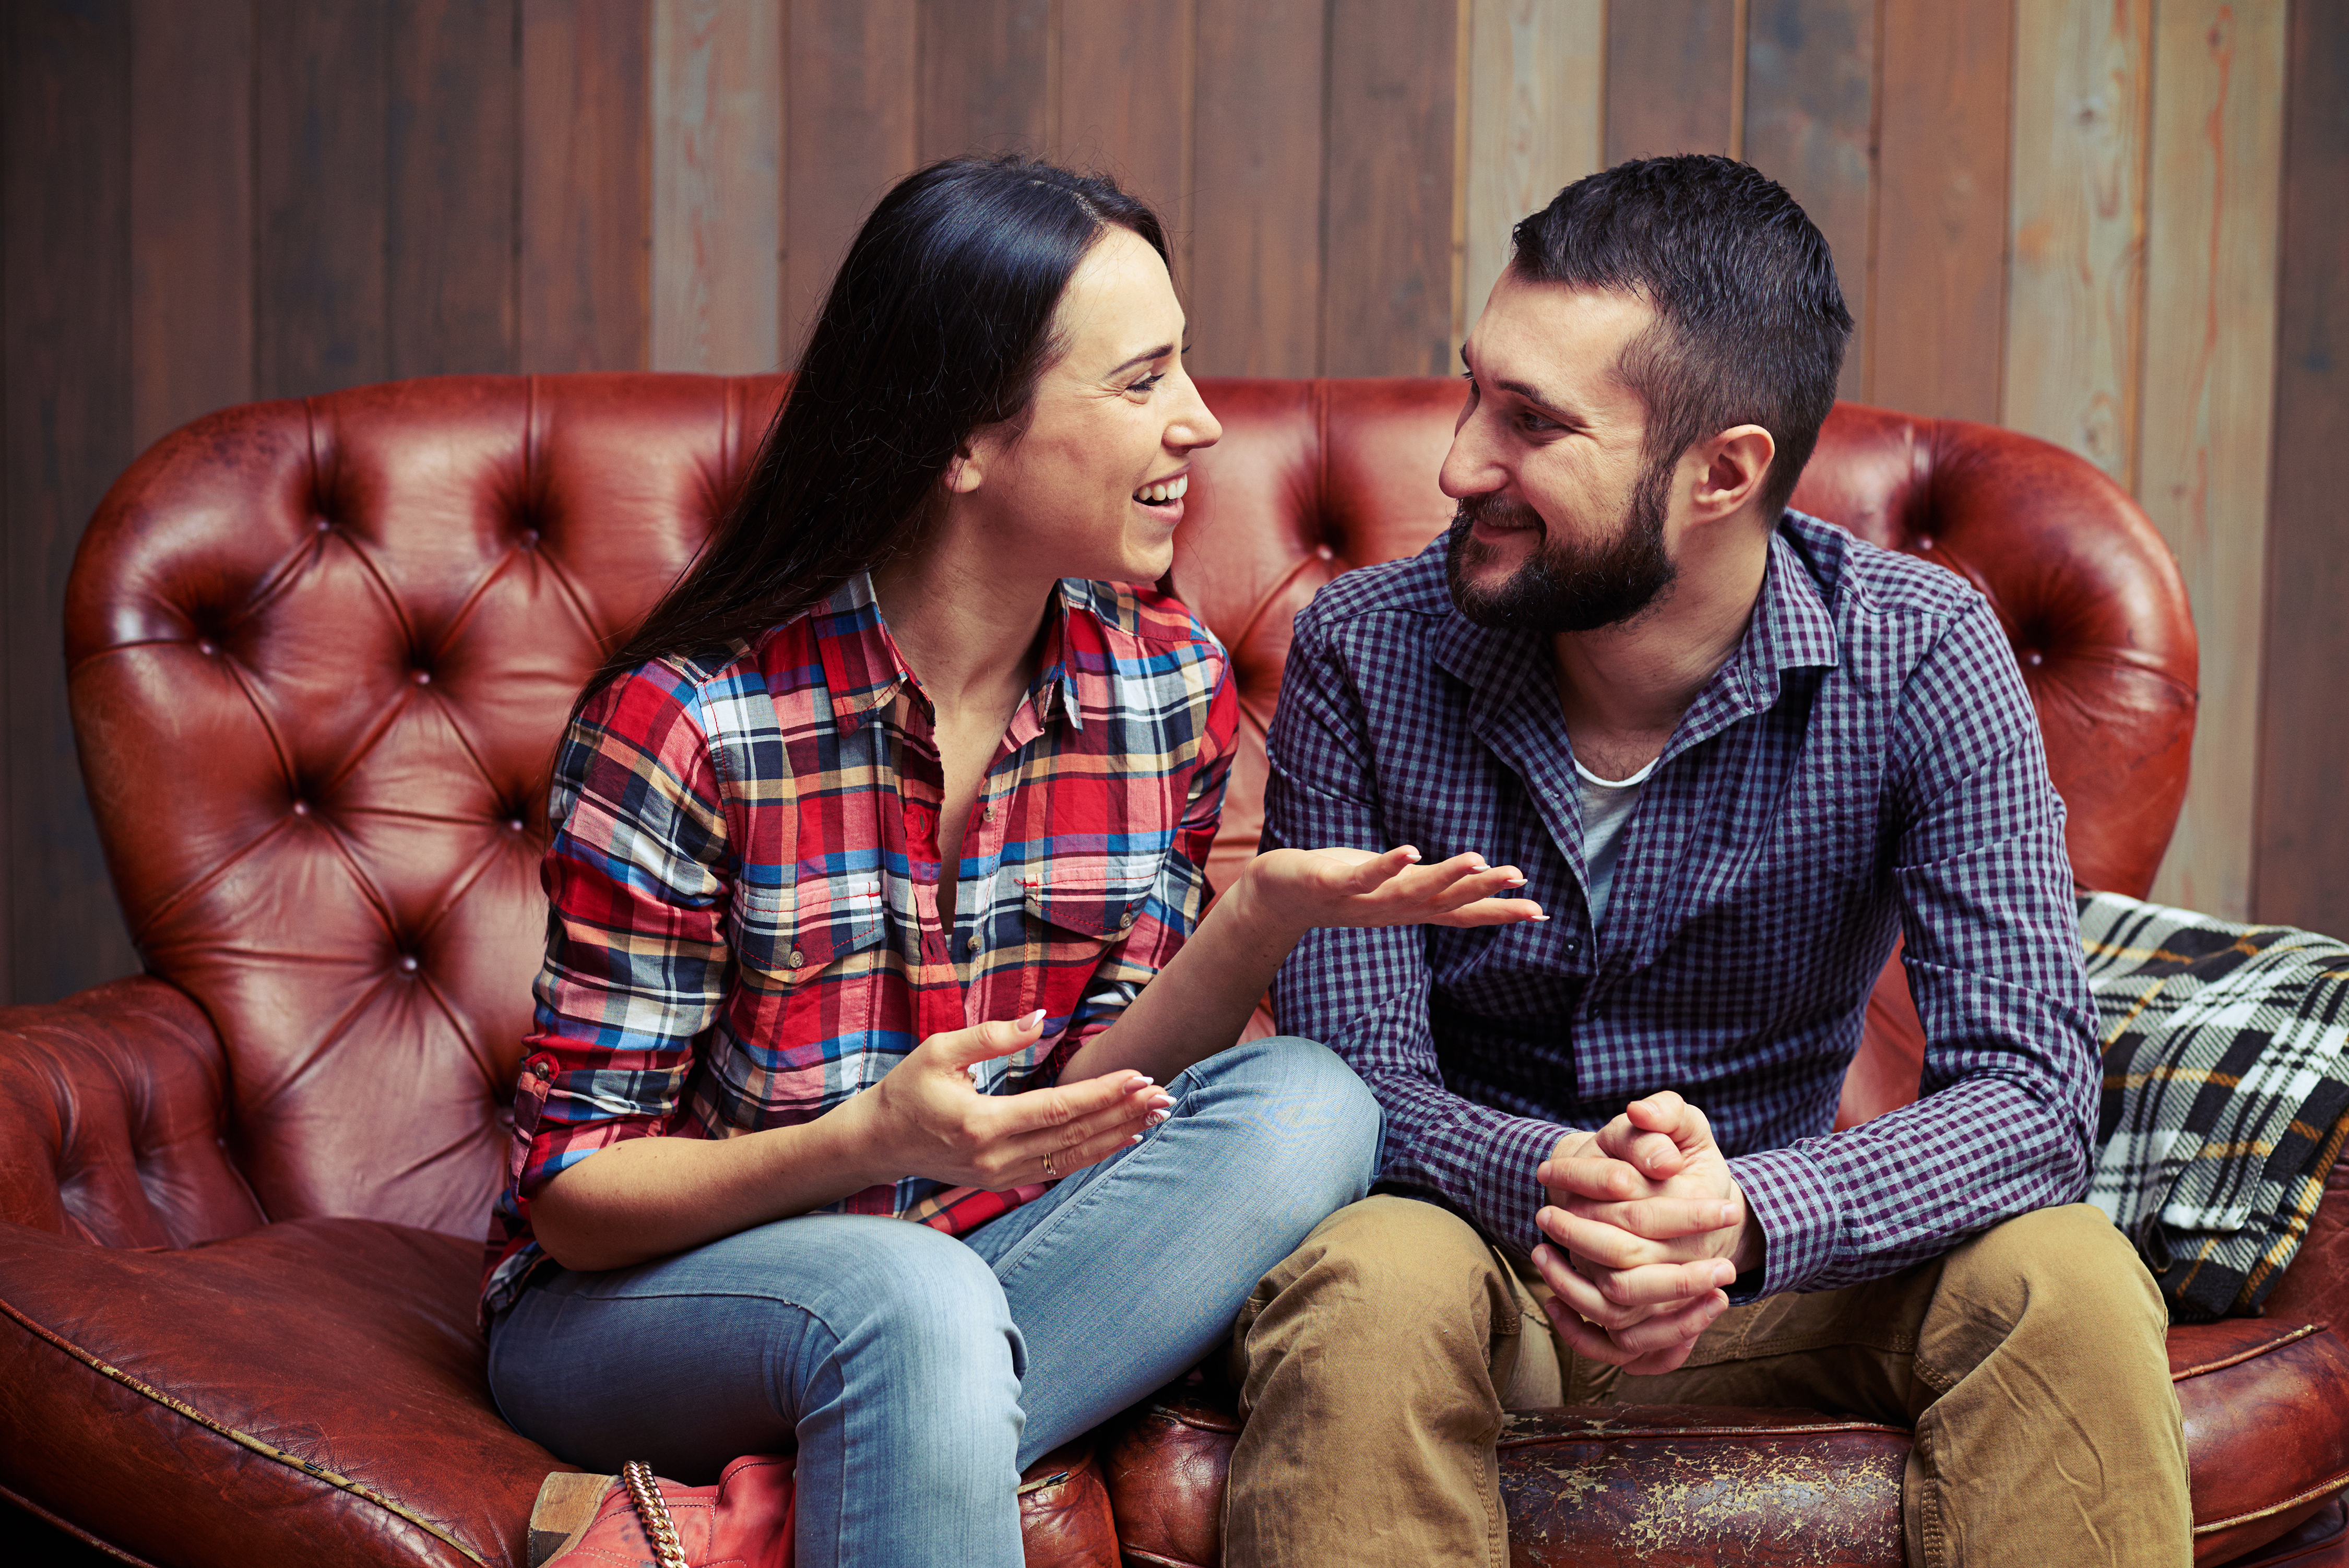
left=487, top=1036, right=1380, bottom=1568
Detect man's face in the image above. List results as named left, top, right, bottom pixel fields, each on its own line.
left=1440, top=275, right=1679, bottom=633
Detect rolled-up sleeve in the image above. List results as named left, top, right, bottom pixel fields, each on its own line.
left=506, top=663, right=735, bottom=1221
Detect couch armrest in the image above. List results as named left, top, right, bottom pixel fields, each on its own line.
left=2257, top=1147, right=2349, bottom=1330
left=0, top=977, right=264, bottom=1248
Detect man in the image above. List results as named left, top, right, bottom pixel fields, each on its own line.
left=1224, top=156, right=2190, bottom=1567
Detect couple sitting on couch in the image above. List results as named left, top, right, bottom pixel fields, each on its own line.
left=487, top=151, right=2190, bottom=1568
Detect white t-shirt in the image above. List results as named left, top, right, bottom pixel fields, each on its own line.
left=1575, top=752, right=1658, bottom=926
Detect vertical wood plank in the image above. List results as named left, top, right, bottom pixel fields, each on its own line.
left=1055, top=1, right=1195, bottom=288
left=389, top=0, right=521, bottom=379
left=520, top=0, right=651, bottom=373
left=1189, top=0, right=1325, bottom=375
left=3, top=0, right=141, bottom=1004
left=1870, top=0, right=2013, bottom=421
left=1463, top=0, right=1605, bottom=326
left=2140, top=0, right=2285, bottom=920
left=1324, top=0, right=1462, bottom=376
left=917, top=0, right=1052, bottom=163
left=1741, top=0, right=1877, bottom=400
left=129, top=0, right=253, bottom=450
left=2252, top=0, right=2349, bottom=934
left=782, top=0, right=918, bottom=361
left=2002, top=0, right=2151, bottom=487
left=1605, top=0, right=1740, bottom=163
left=254, top=0, right=393, bottom=399
left=649, top=0, right=783, bottom=374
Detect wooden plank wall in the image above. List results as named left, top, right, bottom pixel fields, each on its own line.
left=0, top=0, right=2336, bottom=1004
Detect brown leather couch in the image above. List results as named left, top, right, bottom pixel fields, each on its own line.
left=1, top=374, right=2342, bottom=1568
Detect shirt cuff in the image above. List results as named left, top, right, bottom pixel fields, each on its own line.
left=1477, top=1114, right=1572, bottom=1260
left=1727, top=1145, right=1840, bottom=1298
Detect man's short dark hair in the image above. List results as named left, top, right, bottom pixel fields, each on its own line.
left=1510, top=155, right=1853, bottom=521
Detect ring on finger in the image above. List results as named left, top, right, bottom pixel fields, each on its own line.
left=1042, top=1149, right=1058, bottom=1180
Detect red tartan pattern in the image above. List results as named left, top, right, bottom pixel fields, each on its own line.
left=482, top=574, right=1236, bottom=1320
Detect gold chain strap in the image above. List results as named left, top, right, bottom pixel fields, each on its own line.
left=620, top=1460, right=691, bottom=1568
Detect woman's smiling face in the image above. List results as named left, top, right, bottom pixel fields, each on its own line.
left=951, top=225, right=1221, bottom=585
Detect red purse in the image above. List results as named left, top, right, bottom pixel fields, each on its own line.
left=531, top=1453, right=796, bottom=1568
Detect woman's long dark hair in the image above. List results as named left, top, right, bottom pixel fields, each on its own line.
left=574, top=155, right=1169, bottom=715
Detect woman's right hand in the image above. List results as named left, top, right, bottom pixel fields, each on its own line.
left=838, top=1011, right=1173, bottom=1191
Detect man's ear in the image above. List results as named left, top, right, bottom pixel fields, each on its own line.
left=1689, top=424, right=1775, bottom=522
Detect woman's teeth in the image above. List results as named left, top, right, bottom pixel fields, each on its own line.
left=1134, top=475, right=1189, bottom=505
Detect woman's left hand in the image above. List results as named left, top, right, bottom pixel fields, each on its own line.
left=1235, top=846, right=1545, bottom=937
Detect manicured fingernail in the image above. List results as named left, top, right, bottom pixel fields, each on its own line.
left=1128, top=1134, right=1144, bottom=1145
left=1018, top=1008, right=1047, bottom=1028
left=1145, top=1110, right=1169, bottom=1126
left=1505, top=876, right=1527, bottom=888
left=1135, top=1075, right=1155, bottom=1086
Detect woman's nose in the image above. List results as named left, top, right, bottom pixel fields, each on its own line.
left=1169, top=376, right=1222, bottom=450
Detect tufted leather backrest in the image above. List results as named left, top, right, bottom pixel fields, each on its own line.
left=69, top=374, right=2196, bottom=1239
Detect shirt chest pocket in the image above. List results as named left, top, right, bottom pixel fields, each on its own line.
left=1023, top=861, right=1159, bottom=944
left=735, top=875, right=888, bottom=984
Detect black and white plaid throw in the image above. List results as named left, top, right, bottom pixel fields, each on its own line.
left=2080, top=891, right=2349, bottom=1321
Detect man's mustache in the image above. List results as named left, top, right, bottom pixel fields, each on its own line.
left=1451, top=492, right=1547, bottom=536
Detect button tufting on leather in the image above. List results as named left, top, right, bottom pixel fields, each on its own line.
left=2024, top=649, right=2045, bottom=666
left=397, top=955, right=420, bottom=973
left=315, top=518, right=331, bottom=533
left=291, top=801, right=311, bottom=817
left=507, top=818, right=525, bottom=833
left=196, top=640, right=218, bottom=657
left=411, top=670, right=431, bottom=685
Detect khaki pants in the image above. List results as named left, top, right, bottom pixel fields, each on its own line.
left=1223, top=1194, right=2192, bottom=1567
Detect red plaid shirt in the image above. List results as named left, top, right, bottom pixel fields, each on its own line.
left=484, top=574, right=1236, bottom=1319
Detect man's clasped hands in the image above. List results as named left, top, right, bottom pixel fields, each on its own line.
left=1534, top=1090, right=1763, bottom=1374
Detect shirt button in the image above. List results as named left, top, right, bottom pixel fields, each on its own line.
left=786, top=948, right=805, bottom=970
left=966, top=935, right=981, bottom=954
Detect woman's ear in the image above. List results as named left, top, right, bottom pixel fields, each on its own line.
left=943, top=440, right=985, bottom=495
left=945, top=424, right=1011, bottom=496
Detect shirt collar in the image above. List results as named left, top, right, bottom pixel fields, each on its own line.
left=810, top=572, right=1095, bottom=734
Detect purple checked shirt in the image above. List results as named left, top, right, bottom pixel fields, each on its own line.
left=1264, top=514, right=2100, bottom=1298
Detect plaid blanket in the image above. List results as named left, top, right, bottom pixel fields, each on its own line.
left=2080, top=891, right=2349, bottom=1321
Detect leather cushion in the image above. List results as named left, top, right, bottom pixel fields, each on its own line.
left=0, top=1216, right=564, bottom=1568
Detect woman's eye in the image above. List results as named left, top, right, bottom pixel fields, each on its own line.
left=1128, top=372, right=1166, bottom=396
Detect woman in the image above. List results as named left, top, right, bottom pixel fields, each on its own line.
left=484, top=155, right=1539, bottom=1567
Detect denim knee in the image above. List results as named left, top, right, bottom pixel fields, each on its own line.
left=1179, top=1034, right=1383, bottom=1225
left=802, top=1218, right=1026, bottom=1382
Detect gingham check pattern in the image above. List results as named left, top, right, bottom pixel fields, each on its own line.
left=2080, top=890, right=2349, bottom=1320
left=1266, top=515, right=2100, bottom=1298
left=483, top=573, right=1235, bottom=1319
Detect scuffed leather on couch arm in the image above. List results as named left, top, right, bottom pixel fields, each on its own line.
left=0, top=976, right=264, bottom=1248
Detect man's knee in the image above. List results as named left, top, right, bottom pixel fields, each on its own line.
left=1244, top=1194, right=1512, bottom=1350
left=1928, top=1204, right=2167, bottom=1373
left=1945, top=1205, right=2163, bottom=1324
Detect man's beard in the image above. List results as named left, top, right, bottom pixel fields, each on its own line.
left=1443, top=457, right=1678, bottom=633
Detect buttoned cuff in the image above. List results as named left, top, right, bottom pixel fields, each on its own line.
left=1477, top=1114, right=1575, bottom=1261
left=1726, top=1146, right=1840, bottom=1298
